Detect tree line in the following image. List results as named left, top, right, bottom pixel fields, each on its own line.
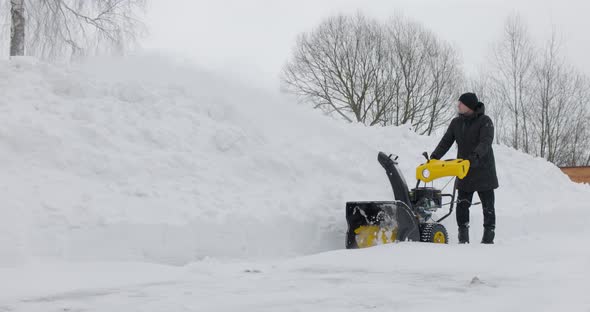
left=282, top=13, right=590, bottom=167
left=472, top=15, right=590, bottom=167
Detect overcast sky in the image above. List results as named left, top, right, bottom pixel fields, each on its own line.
left=143, top=0, right=590, bottom=91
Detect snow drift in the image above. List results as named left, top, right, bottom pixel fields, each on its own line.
left=0, top=56, right=587, bottom=265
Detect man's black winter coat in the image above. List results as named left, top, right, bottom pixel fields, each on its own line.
left=431, top=103, right=499, bottom=192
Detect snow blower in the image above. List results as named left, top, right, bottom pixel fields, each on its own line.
left=345, top=151, right=470, bottom=248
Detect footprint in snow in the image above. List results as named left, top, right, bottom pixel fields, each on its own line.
left=470, top=276, right=484, bottom=286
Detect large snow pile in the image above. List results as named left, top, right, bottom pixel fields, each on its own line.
left=0, top=56, right=587, bottom=266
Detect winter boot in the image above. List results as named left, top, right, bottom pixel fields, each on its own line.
left=458, top=225, right=469, bottom=244
left=481, top=228, right=495, bottom=244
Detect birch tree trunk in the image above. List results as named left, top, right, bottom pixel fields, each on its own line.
left=9, top=0, right=25, bottom=56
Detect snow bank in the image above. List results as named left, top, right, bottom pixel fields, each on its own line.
left=0, top=56, right=587, bottom=265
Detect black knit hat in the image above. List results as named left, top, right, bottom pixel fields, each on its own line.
left=458, top=92, right=479, bottom=111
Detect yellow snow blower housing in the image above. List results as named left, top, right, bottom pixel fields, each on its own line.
left=416, top=159, right=470, bottom=183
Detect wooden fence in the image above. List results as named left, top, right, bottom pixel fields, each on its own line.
left=560, top=166, right=590, bottom=184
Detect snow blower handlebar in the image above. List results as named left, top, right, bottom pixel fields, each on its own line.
left=415, top=158, right=470, bottom=183
left=414, top=153, right=472, bottom=222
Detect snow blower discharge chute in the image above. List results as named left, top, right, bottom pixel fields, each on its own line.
left=345, top=152, right=470, bottom=248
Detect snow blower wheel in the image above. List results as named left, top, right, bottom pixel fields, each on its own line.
left=420, top=223, right=448, bottom=244
left=345, top=151, right=470, bottom=248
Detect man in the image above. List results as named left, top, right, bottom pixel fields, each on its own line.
left=430, top=92, right=499, bottom=244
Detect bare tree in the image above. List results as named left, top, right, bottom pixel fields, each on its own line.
left=386, top=17, right=431, bottom=128
left=9, top=0, right=25, bottom=56
left=487, top=23, right=590, bottom=167
left=531, top=32, right=579, bottom=164
left=490, top=14, right=536, bottom=152
left=282, top=13, right=462, bottom=132
left=421, top=40, right=462, bottom=135
left=282, top=14, right=395, bottom=125
left=378, top=17, right=460, bottom=133
left=4, top=0, right=146, bottom=59
left=469, top=73, right=506, bottom=144
left=562, top=105, right=590, bottom=166
left=477, top=15, right=590, bottom=166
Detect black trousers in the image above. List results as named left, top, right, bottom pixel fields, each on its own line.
left=456, top=189, right=495, bottom=229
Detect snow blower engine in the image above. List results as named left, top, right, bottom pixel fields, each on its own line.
left=345, top=152, right=470, bottom=248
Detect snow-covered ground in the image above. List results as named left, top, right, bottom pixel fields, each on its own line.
left=0, top=57, right=588, bottom=311
left=3, top=235, right=589, bottom=311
